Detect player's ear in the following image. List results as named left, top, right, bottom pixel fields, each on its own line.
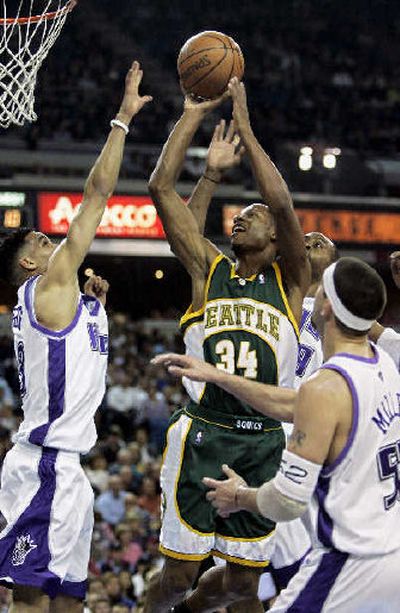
left=19, top=255, right=37, bottom=272
left=321, top=298, right=333, bottom=320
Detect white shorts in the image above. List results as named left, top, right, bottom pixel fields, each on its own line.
left=0, top=442, right=94, bottom=599
left=270, top=519, right=311, bottom=589
left=270, top=545, right=400, bottom=612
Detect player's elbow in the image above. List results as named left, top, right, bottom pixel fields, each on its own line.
left=148, top=169, right=173, bottom=198
left=84, top=174, right=112, bottom=201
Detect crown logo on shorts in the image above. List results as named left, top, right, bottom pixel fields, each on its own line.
left=11, top=534, right=37, bottom=566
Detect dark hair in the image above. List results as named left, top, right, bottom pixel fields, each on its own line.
left=331, top=244, right=340, bottom=263
left=333, top=257, right=386, bottom=336
left=0, top=228, right=33, bottom=286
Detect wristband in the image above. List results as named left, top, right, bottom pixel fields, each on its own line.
left=273, top=448, right=322, bottom=504
left=110, top=119, right=129, bottom=135
left=203, top=173, right=220, bottom=184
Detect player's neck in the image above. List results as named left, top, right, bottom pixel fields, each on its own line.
left=306, top=281, right=320, bottom=298
left=323, top=325, right=372, bottom=361
left=235, top=252, right=272, bottom=278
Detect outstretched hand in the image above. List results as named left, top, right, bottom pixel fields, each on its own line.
left=184, top=90, right=230, bottom=116
left=151, top=352, right=220, bottom=383
left=203, top=465, right=247, bottom=518
left=118, top=61, right=153, bottom=124
left=228, top=77, right=250, bottom=132
left=207, top=119, right=245, bottom=173
left=84, top=274, right=110, bottom=307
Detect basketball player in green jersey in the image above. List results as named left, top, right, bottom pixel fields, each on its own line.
left=143, top=77, right=310, bottom=613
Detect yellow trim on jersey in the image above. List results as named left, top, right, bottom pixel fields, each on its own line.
left=184, top=408, right=235, bottom=430
left=184, top=409, right=282, bottom=433
left=211, top=550, right=270, bottom=568
left=180, top=253, right=226, bottom=327
left=174, top=417, right=214, bottom=537
left=215, top=529, right=275, bottom=543
left=159, top=544, right=210, bottom=562
left=230, top=262, right=257, bottom=282
left=272, top=261, right=300, bottom=338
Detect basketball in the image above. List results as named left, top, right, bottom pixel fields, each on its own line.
left=177, top=31, right=245, bottom=99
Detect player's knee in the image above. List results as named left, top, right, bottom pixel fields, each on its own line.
left=13, top=584, right=49, bottom=610
left=49, top=595, right=83, bottom=613
left=223, top=566, right=260, bottom=600
left=160, top=560, right=198, bottom=598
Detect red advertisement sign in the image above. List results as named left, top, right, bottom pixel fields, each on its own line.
left=38, top=192, right=165, bottom=239
left=223, top=205, right=400, bottom=244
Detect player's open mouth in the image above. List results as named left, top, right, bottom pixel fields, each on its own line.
left=231, top=224, right=246, bottom=236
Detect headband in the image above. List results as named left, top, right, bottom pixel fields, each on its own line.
left=322, top=262, right=374, bottom=331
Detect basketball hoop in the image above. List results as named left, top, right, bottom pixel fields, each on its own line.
left=0, top=1, right=77, bottom=129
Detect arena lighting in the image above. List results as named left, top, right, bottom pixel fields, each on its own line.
left=323, top=153, right=337, bottom=169
left=155, top=269, right=164, bottom=280
left=300, top=146, right=313, bottom=156
left=298, top=153, right=313, bottom=171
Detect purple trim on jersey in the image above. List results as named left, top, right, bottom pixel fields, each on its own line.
left=286, top=549, right=348, bottom=612
left=0, top=448, right=63, bottom=599
left=82, top=294, right=101, bottom=316
left=29, top=339, right=66, bottom=446
left=59, top=578, right=87, bottom=599
left=24, top=275, right=83, bottom=339
left=320, top=364, right=360, bottom=475
left=271, top=548, right=310, bottom=590
left=315, top=474, right=334, bottom=548
left=334, top=342, right=378, bottom=364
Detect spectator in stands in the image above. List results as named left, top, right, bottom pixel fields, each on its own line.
left=95, top=475, right=128, bottom=526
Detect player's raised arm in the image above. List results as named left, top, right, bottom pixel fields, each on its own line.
left=148, top=97, right=227, bottom=276
left=229, top=77, right=310, bottom=312
left=187, top=119, right=244, bottom=233
left=42, top=61, right=152, bottom=289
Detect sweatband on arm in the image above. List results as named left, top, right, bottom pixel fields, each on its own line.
left=256, top=449, right=322, bottom=522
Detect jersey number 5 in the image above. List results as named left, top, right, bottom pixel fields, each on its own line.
left=215, top=340, right=258, bottom=378
left=377, top=440, right=400, bottom=510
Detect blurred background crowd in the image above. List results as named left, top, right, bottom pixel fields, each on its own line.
left=8, top=0, right=400, bottom=159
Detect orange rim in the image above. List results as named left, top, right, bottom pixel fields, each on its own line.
left=1, top=0, right=77, bottom=25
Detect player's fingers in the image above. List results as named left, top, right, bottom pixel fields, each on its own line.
left=211, top=121, right=222, bottom=143
left=150, top=352, right=177, bottom=365
left=225, top=120, right=235, bottom=142
left=217, top=119, right=226, bottom=140
left=219, top=511, right=230, bottom=519
left=167, top=365, right=186, bottom=378
left=222, top=464, right=237, bottom=478
left=206, top=491, right=216, bottom=502
left=203, top=477, right=219, bottom=488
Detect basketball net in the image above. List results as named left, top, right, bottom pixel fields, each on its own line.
left=0, top=0, right=77, bottom=129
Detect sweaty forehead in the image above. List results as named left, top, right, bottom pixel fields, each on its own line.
left=305, top=232, right=333, bottom=245
left=241, top=203, right=271, bottom=218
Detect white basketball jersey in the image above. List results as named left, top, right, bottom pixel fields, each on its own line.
left=11, top=275, right=108, bottom=453
left=294, top=297, right=323, bottom=390
left=306, top=346, right=400, bottom=556
left=377, top=327, right=400, bottom=372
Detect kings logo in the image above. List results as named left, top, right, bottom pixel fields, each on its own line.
left=11, top=534, right=37, bottom=566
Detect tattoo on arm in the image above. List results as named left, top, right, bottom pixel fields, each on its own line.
left=290, top=430, right=306, bottom=447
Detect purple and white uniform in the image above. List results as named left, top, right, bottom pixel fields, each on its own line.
left=271, top=345, right=400, bottom=612
left=377, top=326, right=400, bottom=372
left=0, top=275, right=108, bottom=599
left=271, top=297, right=321, bottom=590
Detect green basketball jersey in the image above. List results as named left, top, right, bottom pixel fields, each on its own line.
left=180, top=254, right=299, bottom=421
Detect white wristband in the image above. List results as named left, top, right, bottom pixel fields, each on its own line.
left=110, top=118, right=129, bottom=135
left=273, top=448, right=322, bottom=504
